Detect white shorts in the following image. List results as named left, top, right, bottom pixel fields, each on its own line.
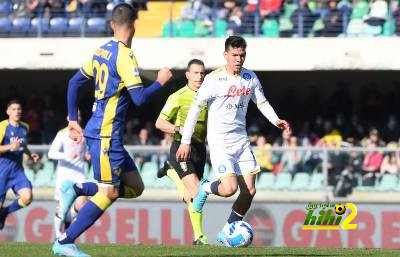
left=209, top=140, right=260, bottom=180
left=54, top=169, right=87, bottom=200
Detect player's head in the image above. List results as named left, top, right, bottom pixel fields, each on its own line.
left=186, top=59, right=205, bottom=90
left=6, top=99, right=22, bottom=122
left=224, top=36, right=247, bottom=74
left=111, top=3, right=138, bottom=37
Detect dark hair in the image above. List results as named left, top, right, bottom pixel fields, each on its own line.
left=7, top=99, right=21, bottom=108
left=186, top=59, right=204, bottom=71
left=225, top=36, right=247, bottom=51
left=112, top=3, right=138, bottom=26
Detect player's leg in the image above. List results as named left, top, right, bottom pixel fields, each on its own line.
left=54, top=138, right=119, bottom=257
left=0, top=171, right=32, bottom=230
left=118, top=147, right=144, bottom=199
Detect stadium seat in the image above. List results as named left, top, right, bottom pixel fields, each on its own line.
left=214, top=19, right=227, bottom=37
left=162, top=21, right=178, bottom=37
left=31, top=17, right=50, bottom=34
left=279, top=17, right=293, bottom=32
left=25, top=169, right=35, bottom=183
left=290, top=172, right=310, bottom=191
left=87, top=17, right=106, bottom=34
left=194, top=20, right=209, bottom=37
left=0, top=1, right=12, bottom=15
left=49, top=17, right=68, bottom=34
left=11, top=17, right=30, bottom=34
left=0, top=17, right=11, bottom=34
left=282, top=3, right=298, bottom=18
left=376, top=174, right=398, bottom=191
left=141, top=161, right=157, bottom=186
left=271, top=173, right=292, bottom=190
left=177, top=20, right=195, bottom=37
left=383, top=20, right=395, bottom=36
left=351, top=1, right=369, bottom=19
left=256, top=172, right=275, bottom=190
left=363, top=24, right=382, bottom=36
left=68, top=17, right=85, bottom=35
left=308, top=173, right=324, bottom=191
left=346, top=19, right=364, bottom=36
left=203, top=163, right=211, bottom=179
left=309, top=18, right=324, bottom=37
left=34, top=163, right=55, bottom=187
left=262, top=19, right=279, bottom=37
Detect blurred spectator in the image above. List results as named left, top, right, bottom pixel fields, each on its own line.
left=133, top=128, right=157, bottom=169
left=361, top=142, right=384, bottom=185
left=320, top=0, right=344, bottom=37
left=361, top=128, right=385, bottom=147
left=280, top=136, right=303, bottom=176
left=254, top=135, right=273, bottom=173
left=181, top=0, right=212, bottom=22
left=380, top=143, right=400, bottom=175
left=227, top=6, right=244, bottom=35
left=364, top=0, right=387, bottom=27
left=258, top=0, right=282, bottom=20
left=123, top=119, right=136, bottom=145
left=43, top=0, right=65, bottom=18
left=288, top=0, right=317, bottom=37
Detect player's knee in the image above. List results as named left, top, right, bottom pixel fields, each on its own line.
left=134, top=183, right=144, bottom=197
left=20, top=194, right=33, bottom=206
left=220, top=183, right=238, bottom=197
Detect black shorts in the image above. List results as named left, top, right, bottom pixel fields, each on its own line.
left=169, top=141, right=206, bottom=179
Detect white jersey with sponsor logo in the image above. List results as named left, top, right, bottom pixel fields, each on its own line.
left=191, top=66, right=271, bottom=146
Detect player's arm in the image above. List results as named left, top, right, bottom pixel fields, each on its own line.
left=48, top=131, right=68, bottom=160
left=251, top=77, right=291, bottom=132
left=67, top=59, right=93, bottom=142
left=155, top=95, right=181, bottom=134
left=0, top=122, right=16, bottom=153
left=23, top=144, right=39, bottom=163
left=117, top=49, right=172, bottom=106
left=176, top=78, right=211, bottom=161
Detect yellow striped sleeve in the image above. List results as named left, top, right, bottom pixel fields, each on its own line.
left=116, top=44, right=142, bottom=89
left=0, top=120, right=8, bottom=143
left=159, top=93, right=179, bottom=121
left=80, top=57, right=94, bottom=79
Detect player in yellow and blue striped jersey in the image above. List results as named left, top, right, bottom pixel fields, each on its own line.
left=0, top=100, right=39, bottom=230
left=52, top=3, right=172, bottom=257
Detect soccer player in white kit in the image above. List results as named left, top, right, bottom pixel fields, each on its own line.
left=48, top=114, right=90, bottom=238
left=176, top=36, right=291, bottom=245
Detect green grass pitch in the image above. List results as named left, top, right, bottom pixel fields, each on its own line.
left=0, top=243, right=399, bottom=256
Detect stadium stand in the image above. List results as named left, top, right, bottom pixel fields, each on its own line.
left=0, top=0, right=397, bottom=38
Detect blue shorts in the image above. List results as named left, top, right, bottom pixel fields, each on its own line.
left=87, top=137, right=138, bottom=185
left=0, top=166, right=32, bottom=203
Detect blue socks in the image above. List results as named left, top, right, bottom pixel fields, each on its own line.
left=4, top=198, right=26, bottom=216
left=59, top=193, right=112, bottom=244
left=73, top=182, right=98, bottom=196
left=210, top=180, right=221, bottom=196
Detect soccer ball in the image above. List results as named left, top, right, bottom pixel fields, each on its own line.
left=335, top=204, right=346, bottom=215
left=225, top=221, right=254, bottom=247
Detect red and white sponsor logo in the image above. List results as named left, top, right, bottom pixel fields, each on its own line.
left=225, top=85, right=251, bottom=97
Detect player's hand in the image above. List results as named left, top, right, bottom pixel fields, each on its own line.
left=157, top=67, right=173, bottom=86
left=176, top=143, right=191, bottom=162
left=68, top=120, right=83, bottom=143
left=9, top=138, right=20, bottom=151
left=276, top=119, right=291, bottom=134
left=31, top=153, right=40, bottom=163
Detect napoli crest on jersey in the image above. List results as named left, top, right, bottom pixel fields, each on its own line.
left=218, top=165, right=227, bottom=173
left=243, top=73, right=251, bottom=81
